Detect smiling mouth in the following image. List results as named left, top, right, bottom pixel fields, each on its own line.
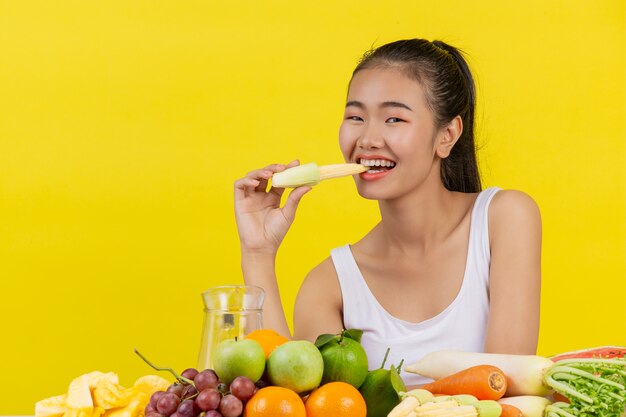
left=358, top=158, right=396, bottom=173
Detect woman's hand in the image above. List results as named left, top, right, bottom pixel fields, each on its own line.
left=234, top=161, right=311, bottom=256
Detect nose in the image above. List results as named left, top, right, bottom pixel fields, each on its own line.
left=356, top=124, right=384, bottom=149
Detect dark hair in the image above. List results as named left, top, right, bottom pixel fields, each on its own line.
left=352, top=39, right=481, bottom=193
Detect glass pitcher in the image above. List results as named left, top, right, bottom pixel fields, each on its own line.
left=197, top=285, right=264, bottom=370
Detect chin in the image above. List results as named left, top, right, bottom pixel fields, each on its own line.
left=355, top=183, right=401, bottom=201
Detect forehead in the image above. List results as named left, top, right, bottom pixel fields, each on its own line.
left=347, top=67, right=428, bottom=107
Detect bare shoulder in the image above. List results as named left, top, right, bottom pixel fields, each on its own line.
left=293, top=256, right=343, bottom=340
left=296, top=256, right=342, bottom=310
left=489, top=189, right=541, bottom=232
left=304, top=256, right=338, bottom=282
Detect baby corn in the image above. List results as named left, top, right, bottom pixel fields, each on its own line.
left=388, top=391, right=502, bottom=417
left=271, top=162, right=366, bottom=188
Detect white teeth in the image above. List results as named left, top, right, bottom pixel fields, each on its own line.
left=359, top=158, right=396, bottom=168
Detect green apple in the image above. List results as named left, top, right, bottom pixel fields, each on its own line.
left=212, top=338, right=265, bottom=384
left=266, top=340, right=323, bottom=394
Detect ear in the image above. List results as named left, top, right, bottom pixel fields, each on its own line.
left=435, top=116, right=463, bottom=158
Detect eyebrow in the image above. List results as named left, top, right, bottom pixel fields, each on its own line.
left=345, top=100, right=413, bottom=111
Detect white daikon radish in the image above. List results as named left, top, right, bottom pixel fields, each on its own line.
left=498, top=396, right=551, bottom=417
left=403, top=351, right=554, bottom=396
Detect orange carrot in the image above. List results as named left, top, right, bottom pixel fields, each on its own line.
left=421, top=364, right=508, bottom=400
left=499, top=404, right=523, bottom=417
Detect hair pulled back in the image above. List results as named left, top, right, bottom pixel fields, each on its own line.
left=352, top=39, right=481, bottom=193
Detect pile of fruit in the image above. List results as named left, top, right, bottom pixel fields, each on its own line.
left=36, top=333, right=626, bottom=417
left=133, top=328, right=381, bottom=417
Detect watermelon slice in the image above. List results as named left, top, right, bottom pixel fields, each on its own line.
left=549, top=345, right=626, bottom=361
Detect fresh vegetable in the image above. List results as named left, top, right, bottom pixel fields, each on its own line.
left=497, top=396, right=551, bottom=417
left=358, top=348, right=405, bottom=417
left=474, top=401, right=504, bottom=417
left=548, top=345, right=626, bottom=405
left=543, top=357, right=626, bottom=417
left=271, top=162, right=366, bottom=188
left=404, top=351, right=554, bottom=396
left=549, top=346, right=626, bottom=362
left=388, top=391, right=502, bottom=417
left=499, top=404, right=523, bottom=417
left=421, top=365, right=507, bottom=400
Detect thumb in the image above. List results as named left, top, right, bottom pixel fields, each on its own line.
left=282, top=186, right=312, bottom=222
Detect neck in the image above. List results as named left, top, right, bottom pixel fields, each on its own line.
left=376, top=180, right=460, bottom=255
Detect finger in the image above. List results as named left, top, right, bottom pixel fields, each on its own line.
left=254, top=163, right=300, bottom=191
left=255, top=169, right=276, bottom=192
left=281, top=186, right=312, bottom=222
left=247, top=163, right=289, bottom=177
left=234, top=177, right=261, bottom=200
left=268, top=184, right=287, bottom=199
left=285, top=159, right=300, bottom=169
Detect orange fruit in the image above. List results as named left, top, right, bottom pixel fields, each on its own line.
left=245, top=329, right=289, bottom=359
left=305, top=381, right=367, bottom=417
left=243, top=386, right=305, bottom=417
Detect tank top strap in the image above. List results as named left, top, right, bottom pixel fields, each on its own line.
left=330, top=244, right=369, bottom=323
left=468, top=186, right=501, bottom=287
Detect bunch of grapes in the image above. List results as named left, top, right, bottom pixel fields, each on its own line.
left=145, top=368, right=263, bottom=417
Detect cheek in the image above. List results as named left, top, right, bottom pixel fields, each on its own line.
left=338, top=122, right=354, bottom=159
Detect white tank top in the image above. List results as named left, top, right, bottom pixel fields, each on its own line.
left=330, top=187, right=500, bottom=386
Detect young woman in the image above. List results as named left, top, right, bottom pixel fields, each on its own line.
left=234, top=39, right=541, bottom=385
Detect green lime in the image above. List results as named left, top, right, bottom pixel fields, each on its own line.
left=319, top=335, right=369, bottom=388
left=358, top=348, right=405, bottom=417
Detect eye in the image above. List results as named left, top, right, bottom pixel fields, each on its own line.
left=346, top=115, right=364, bottom=122
left=386, top=117, right=404, bottom=123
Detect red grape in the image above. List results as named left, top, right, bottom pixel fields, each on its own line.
left=194, top=369, right=219, bottom=391
left=181, top=368, right=199, bottom=380
left=181, top=384, right=198, bottom=400
left=204, top=411, right=223, bottom=417
left=150, top=391, right=166, bottom=409
left=218, top=394, right=242, bottom=417
left=196, top=388, right=221, bottom=411
left=156, top=392, right=181, bottom=416
left=176, top=399, right=199, bottom=417
left=167, top=383, right=184, bottom=398
left=229, top=376, right=255, bottom=401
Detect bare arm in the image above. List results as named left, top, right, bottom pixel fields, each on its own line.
left=293, top=257, right=344, bottom=342
left=234, top=161, right=311, bottom=338
left=485, top=190, right=542, bottom=354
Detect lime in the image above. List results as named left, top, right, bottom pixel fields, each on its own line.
left=358, top=348, right=405, bottom=417
left=318, top=333, right=369, bottom=388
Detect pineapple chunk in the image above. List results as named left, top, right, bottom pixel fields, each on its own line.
left=102, top=396, right=147, bottom=417
left=36, top=394, right=68, bottom=417
left=66, top=375, right=93, bottom=417
left=93, top=378, right=133, bottom=410
left=132, top=375, right=170, bottom=395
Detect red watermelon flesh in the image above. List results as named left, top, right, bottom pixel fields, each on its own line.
left=549, top=346, right=626, bottom=362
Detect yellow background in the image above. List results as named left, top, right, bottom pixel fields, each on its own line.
left=1, top=0, right=624, bottom=413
